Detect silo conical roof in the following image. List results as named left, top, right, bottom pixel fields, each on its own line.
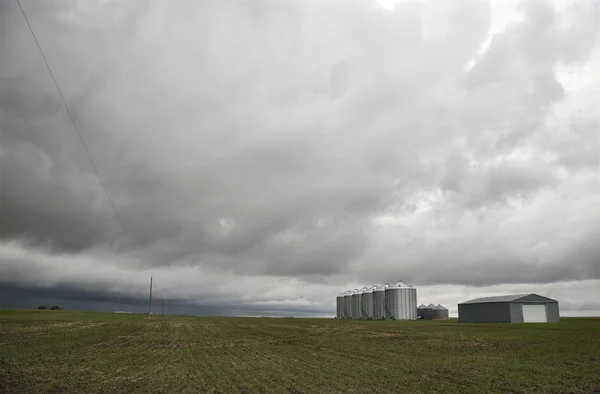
left=387, top=281, right=413, bottom=289
left=418, top=304, right=427, bottom=309
left=427, top=303, right=436, bottom=308
left=436, top=304, right=448, bottom=310
left=373, top=283, right=390, bottom=292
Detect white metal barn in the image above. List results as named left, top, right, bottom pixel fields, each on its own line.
left=458, top=293, right=560, bottom=323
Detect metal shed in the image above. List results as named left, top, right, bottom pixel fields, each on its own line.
left=458, top=293, right=560, bottom=323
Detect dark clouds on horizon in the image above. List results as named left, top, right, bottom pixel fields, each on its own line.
left=1, top=0, right=600, bottom=316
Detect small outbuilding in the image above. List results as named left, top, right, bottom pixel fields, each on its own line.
left=417, top=303, right=449, bottom=320
left=417, top=304, right=427, bottom=319
left=458, top=293, right=560, bottom=323
left=433, top=304, right=449, bottom=320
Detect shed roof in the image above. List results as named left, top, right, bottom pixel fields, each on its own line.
left=459, top=293, right=558, bottom=304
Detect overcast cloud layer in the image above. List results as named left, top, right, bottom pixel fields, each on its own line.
left=1, top=0, right=600, bottom=317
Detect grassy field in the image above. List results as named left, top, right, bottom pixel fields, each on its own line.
left=1, top=310, right=599, bottom=393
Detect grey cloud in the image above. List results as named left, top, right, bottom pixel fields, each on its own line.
left=1, top=0, right=600, bottom=314
left=0, top=142, right=116, bottom=252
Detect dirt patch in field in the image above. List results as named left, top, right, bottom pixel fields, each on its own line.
left=12, top=322, right=104, bottom=332
left=50, top=322, right=104, bottom=329
left=363, top=331, right=405, bottom=338
left=312, top=326, right=347, bottom=332
left=154, top=342, right=190, bottom=349
left=167, top=321, right=190, bottom=328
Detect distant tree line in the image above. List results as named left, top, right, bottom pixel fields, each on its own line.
left=37, top=306, right=63, bottom=310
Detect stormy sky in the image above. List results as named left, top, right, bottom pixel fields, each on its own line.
left=1, top=0, right=599, bottom=317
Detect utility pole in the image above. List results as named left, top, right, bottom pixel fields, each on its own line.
left=148, top=276, right=153, bottom=318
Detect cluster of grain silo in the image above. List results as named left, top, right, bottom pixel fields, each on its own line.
left=336, top=281, right=418, bottom=320
left=417, top=304, right=449, bottom=320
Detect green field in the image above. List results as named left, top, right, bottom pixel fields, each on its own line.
left=1, top=310, right=599, bottom=393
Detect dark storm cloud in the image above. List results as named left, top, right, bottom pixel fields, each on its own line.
left=1, top=0, right=600, bottom=314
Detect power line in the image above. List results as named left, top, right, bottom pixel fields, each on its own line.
left=16, top=0, right=138, bottom=247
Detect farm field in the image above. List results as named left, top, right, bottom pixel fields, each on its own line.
left=1, top=310, right=599, bottom=393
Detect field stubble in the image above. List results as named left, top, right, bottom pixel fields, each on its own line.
left=0, top=310, right=599, bottom=393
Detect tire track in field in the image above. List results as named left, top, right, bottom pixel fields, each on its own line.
left=21, top=320, right=145, bottom=385
left=284, top=329, right=454, bottom=393
left=67, top=321, right=158, bottom=389
left=177, top=324, right=274, bottom=392
left=229, top=323, right=359, bottom=392
left=200, top=322, right=275, bottom=392
left=228, top=322, right=326, bottom=389
left=260, top=325, right=396, bottom=391
left=60, top=319, right=175, bottom=391
left=67, top=321, right=146, bottom=353
left=179, top=322, right=245, bottom=392
left=209, top=321, right=315, bottom=392
left=108, top=319, right=184, bottom=388
left=100, top=320, right=175, bottom=391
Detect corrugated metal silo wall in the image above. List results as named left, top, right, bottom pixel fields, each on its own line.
left=423, top=308, right=433, bottom=320
left=336, top=296, right=343, bottom=319
left=372, top=291, right=385, bottom=319
left=344, top=295, right=353, bottom=319
left=385, top=288, right=418, bottom=320
left=409, top=288, right=417, bottom=319
left=352, top=293, right=362, bottom=319
left=360, top=293, right=373, bottom=319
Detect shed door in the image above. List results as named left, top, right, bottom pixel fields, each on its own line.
left=522, top=304, right=547, bottom=323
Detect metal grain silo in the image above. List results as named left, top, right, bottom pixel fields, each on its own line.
left=351, top=289, right=362, bottom=319
left=435, top=304, right=449, bottom=320
left=384, top=281, right=418, bottom=320
left=424, top=303, right=436, bottom=320
left=361, top=285, right=377, bottom=320
left=417, top=304, right=427, bottom=319
left=372, top=283, right=389, bottom=320
left=336, top=292, right=345, bottom=319
left=343, top=290, right=353, bottom=319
